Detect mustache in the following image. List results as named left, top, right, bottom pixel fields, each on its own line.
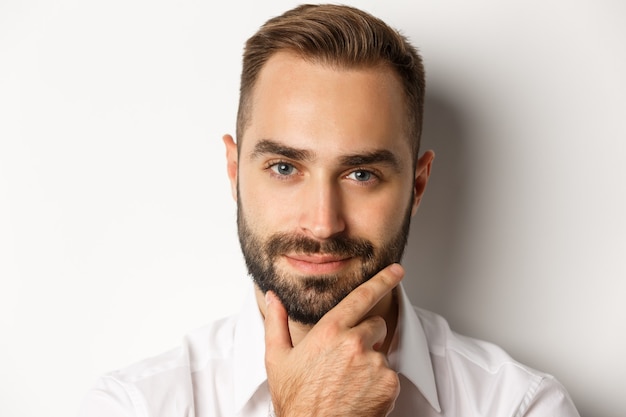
left=265, top=233, right=375, bottom=260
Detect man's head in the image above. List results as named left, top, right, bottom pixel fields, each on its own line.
left=236, top=3, right=426, bottom=163
left=224, top=4, right=433, bottom=325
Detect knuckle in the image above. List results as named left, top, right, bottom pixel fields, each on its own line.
left=371, top=351, right=389, bottom=368
left=369, top=315, right=387, bottom=329
left=342, top=332, right=366, bottom=354
left=319, top=321, right=342, bottom=339
left=264, top=352, right=278, bottom=369
left=381, top=368, right=400, bottom=392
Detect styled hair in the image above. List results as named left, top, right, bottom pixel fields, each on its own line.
left=236, top=3, right=426, bottom=160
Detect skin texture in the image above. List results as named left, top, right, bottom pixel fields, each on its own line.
left=224, top=51, right=434, bottom=416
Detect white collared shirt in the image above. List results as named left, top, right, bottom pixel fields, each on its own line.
left=78, top=283, right=580, bottom=416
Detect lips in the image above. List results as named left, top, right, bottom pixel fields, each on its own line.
left=283, top=253, right=352, bottom=275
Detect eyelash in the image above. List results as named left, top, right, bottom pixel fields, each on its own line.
left=264, top=160, right=381, bottom=185
left=265, top=160, right=300, bottom=180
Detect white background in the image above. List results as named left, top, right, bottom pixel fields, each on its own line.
left=1, top=1, right=624, bottom=416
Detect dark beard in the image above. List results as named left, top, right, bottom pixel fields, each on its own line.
left=237, top=196, right=413, bottom=325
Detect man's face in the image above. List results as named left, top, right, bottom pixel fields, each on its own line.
left=225, top=52, right=430, bottom=325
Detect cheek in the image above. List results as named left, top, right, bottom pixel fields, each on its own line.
left=238, top=175, right=296, bottom=231
left=346, top=193, right=407, bottom=241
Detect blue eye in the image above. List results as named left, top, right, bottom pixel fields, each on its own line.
left=271, top=162, right=296, bottom=176
left=348, top=170, right=373, bottom=182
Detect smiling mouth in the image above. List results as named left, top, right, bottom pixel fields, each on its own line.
left=283, top=254, right=353, bottom=275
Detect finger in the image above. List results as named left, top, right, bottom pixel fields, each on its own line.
left=263, top=291, right=293, bottom=359
left=322, top=263, right=404, bottom=328
left=352, top=315, right=388, bottom=350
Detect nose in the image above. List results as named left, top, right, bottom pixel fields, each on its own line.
left=298, top=179, right=346, bottom=240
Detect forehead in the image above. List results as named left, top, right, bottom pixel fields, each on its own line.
left=242, top=52, right=411, bottom=162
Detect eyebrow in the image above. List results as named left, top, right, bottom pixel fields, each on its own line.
left=249, top=138, right=402, bottom=171
left=339, top=150, right=401, bottom=171
left=250, top=139, right=315, bottom=161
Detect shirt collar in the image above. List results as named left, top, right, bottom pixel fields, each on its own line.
left=232, top=281, right=441, bottom=414
left=391, top=283, right=441, bottom=412
left=233, top=282, right=268, bottom=414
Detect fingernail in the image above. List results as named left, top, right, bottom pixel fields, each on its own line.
left=265, top=291, right=273, bottom=306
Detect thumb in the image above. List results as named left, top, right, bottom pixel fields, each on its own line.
left=264, top=291, right=293, bottom=358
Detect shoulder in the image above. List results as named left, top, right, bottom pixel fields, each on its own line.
left=414, top=305, right=540, bottom=375
left=112, top=314, right=237, bottom=384
left=78, top=315, right=238, bottom=417
left=413, top=307, right=579, bottom=416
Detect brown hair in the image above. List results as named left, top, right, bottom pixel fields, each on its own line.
left=236, top=3, right=426, bottom=160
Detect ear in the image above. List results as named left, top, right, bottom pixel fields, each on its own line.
left=411, top=150, right=435, bottom=216
left=223, top=134, right=238, bottom=202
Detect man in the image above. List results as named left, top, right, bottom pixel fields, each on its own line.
left=79, top=4, right=580, bottom=416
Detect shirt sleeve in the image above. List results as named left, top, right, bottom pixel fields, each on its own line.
left=77, top=376, right=143, bottom=417
left=518, top=375, right=581, bottom=417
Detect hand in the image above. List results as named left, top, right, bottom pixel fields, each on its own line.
left=263, top=263, right=404, bottom=417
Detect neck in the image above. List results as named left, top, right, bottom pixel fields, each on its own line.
left=256, top=286, right=399, bottom=354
